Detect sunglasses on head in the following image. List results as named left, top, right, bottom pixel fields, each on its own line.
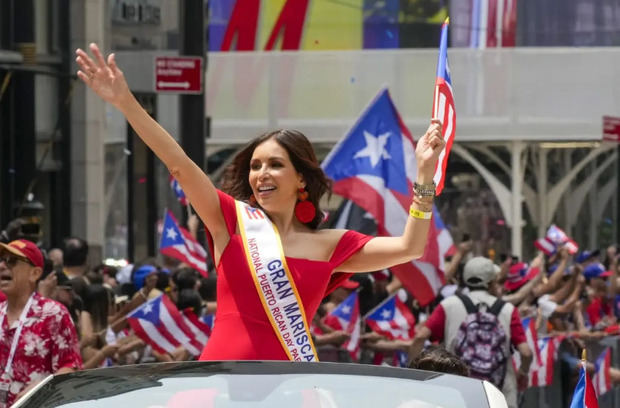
left=0, top=255, right=33, bottom=268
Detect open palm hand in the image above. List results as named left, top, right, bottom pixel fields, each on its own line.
left=75, top=43, right=132, bottom=109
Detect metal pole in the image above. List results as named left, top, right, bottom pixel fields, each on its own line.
left=511, top=140, right=524, bottom=259
left=538, top=146, right=548, bottom=238
left=179, top=1, right=206, bottom=172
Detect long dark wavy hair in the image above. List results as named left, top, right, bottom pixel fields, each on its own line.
left=220, top=129, right=332, bottom=229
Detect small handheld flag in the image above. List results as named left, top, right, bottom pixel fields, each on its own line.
left=569, top=350, right=599, bottom=408
left=169, top=175, right=188, bottom=206
left=160, top=210, right=208, bottom=277
left=432, top=17, right=456, bottom=196
left=323, top=292, right=361, bottom=360
left=127, top=295, right=203, bottom=356
left=364, top=289, right=415, bottom=341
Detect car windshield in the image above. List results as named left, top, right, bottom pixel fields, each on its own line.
left=17, top=363, right=487, bottom=408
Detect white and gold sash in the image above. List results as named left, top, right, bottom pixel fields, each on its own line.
left=235, top=200, right=318, bottom=362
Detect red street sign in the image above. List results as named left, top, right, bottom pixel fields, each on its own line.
left=155, top=56, right=203, bottom=94
left=603, top=115, right=620, bottom=142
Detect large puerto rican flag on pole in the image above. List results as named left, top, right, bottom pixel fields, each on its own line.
left=322, top=88, right=445, bottom=306
left=432, top=17, right=456, bottom=196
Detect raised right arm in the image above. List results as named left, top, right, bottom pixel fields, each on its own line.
left=75, top=44, right=229, bottom=254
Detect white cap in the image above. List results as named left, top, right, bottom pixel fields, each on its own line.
left=463, top=257, right=500, bottom=289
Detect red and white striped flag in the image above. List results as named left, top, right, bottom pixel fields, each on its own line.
left=169, top=175, right=188, bottom=205
left=593, top=348, right=612, bottom=397
left=365, top=289, right=415, bottom=341
left=181, top=308, right=211, bottom=349
left=547, top=225, right=579, bottom=254
left=323, top=292, right=361, bottom=361
left=530, top=337, right=556, bottom=387
left=523, top=317, right=542, bottom=367
left=160, top=210, right=209, bottom=277
left=534, top=237, right=557, bottom=256
left=127, top=295, right=203, bottom=356
left=432, top=17, right=456, bottom=196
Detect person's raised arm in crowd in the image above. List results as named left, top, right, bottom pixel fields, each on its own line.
left=503, top=265, right=544, bottom=306
left=553, top=273, right=585, bottom=315
left=443, top=239, right=472, bottom=285
left=533, top=247, right=570, bottom=297
left=548, top=266, right=579, bottom=304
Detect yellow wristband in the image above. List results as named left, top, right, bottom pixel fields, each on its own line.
left=409, top=208, right=432, bottom=220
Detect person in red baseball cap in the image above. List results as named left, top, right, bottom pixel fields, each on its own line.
left=0, top=239, right=45, bottom=302
left=0, top=240, right=82, bottom=406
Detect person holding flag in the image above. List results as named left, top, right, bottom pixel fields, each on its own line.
left=76, top=43, right=445, bottom=362
left=432, top=17, right=456, bottom=196
left=570, top=350, right=599, bottom=408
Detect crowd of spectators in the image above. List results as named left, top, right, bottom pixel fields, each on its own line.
left=2, top=214, right=620, bottom=407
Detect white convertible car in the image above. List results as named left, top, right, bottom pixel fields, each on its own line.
left=13, top=361, right=508, bottom=408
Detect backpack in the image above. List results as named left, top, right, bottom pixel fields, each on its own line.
left=452, top=293, right=508, bottom=388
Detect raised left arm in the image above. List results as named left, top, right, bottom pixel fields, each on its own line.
left=336, top=119, right=445, bottom=273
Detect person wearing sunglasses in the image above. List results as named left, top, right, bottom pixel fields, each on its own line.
left=0, top=240, right=82, bottom=407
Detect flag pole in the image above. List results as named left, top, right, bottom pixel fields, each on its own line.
left=582, top=348, right=587, bottom=363
left=432, top=17, right=450, bottom=120
left=362, top=291, right=396, bottom=320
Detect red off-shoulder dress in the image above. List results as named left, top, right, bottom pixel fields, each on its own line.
left=199, top=190, right=373, bottom=361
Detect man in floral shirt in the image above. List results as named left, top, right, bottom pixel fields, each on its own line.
left=0, top=239, right=82, bottom=407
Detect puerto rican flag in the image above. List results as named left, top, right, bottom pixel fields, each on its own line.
left=522, top=317, right=542, bottom=367
left=570, top=359, right=599, bottom=408
left=530, top=337, right=556, bottom=387
left=160, top=210, right=208, bottom=277
left=547, top=225, right=579, bottom=255
left=323, top=291, right=361, bottom=360
left=365, top=289, right=415, bottom=341
left=127, top=295, right=203, bottom=356
left=201, top=313, right=215, bottom=331
left=169, top=175, right=188, bottom=206
left=535, top=237, right=557, bottom=256
left=593, top=348, right=612, bottom=398
left=322, top=88, right=446, bottom=306
left=181, top=308, right=211, bottom=349
left=513, top=317, right=543, bottom=379
left=432, top=17, right=456, bottom=196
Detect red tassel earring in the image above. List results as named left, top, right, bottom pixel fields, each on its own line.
left=295, top=187, right=315, bottom=223
left=249, top=194, right=257, bottom=206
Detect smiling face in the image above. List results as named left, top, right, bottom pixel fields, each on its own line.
left=248, top=138, right=305, bottom=214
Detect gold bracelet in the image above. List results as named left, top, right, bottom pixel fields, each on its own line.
left=412, top=197, right=433, bottom=210
left=409, top=207, right=432, bottom=220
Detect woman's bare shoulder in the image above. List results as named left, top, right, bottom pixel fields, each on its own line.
left=314, top=228, right=349, bottom=244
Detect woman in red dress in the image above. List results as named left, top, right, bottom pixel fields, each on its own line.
left=75, top=44, right=445, bottom=361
